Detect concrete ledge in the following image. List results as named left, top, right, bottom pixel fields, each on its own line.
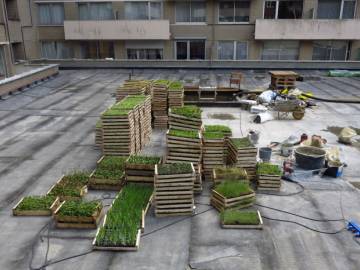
left=0, top=64, right=59, bottom=97
left=30, top=59, right=360, bottom=70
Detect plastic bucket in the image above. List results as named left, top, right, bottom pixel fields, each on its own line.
left=295, top=146, right=326, bottom=170
left=259, top=147, right=272, bottom=162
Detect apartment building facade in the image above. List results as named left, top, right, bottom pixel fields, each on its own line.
left=0, top=0, right=360, bottom=76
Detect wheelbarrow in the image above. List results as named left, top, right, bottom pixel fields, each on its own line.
left=269, top=99, right=306, bottom=120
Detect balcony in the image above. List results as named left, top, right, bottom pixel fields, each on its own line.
left=255, top=19, right=360, bottom=40
left=64, top=20, right=170, bottom=40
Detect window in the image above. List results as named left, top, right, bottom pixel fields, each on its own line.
left=317, top=0, right=355, bottom=19
left=79, top=3, right=113, bottom=20
left=0, top=46, right=6, bottom=77
left=312, top=41, right=348, bottom=60
left=41, top=41, right=74, bottom=59
left=11, top=43, right=25, bottom=62
left=175, top=40, right=205, bottom=60
left=6, top=0, right=19, bottom=20
left=262, top=41, right=299, bottom=60
left=80, top=41, right=114, bottom=59
left=218, top=41, right=248, bottom=60
left=175, top=1, right=206, bottom=23
left=125, top=1, right=162, bottom=20
left=38, top=4, right=64, bottom=25
left=127, top=49, right=163, bottom=59
left=219, top=1, right=250, bottom=23
left=264, top=0, right=303, bottom=19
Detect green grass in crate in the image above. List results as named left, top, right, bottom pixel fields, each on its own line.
left=96, top=120, right=102, bottom=128
left=16, top=195, right=56, bottom=211
left=221, top=209, right=260, bottom=225
left=169, top=81, right=183, bottom=90
left=62, top=171, right=89, bottom=186
left=103, top=108, right=131, bottom=116
left=95, top=183, right=153, bottom=247
left=154, top=79, right=170, bottom=85
left=171, top=105, right=202, bottom=119
left=58, top=200, right=100, bottom=217
left=94, top=156, right=127, bottom=179
left=113, top=95, right=146, bottom=110
left=168, top=128, right=199, bottom=139
left=256, top=163, right=282, bottom=176
left=215, top=180, right=252, bottom=198
left=203, top=132, right=225, bottom=140
left=128, top=155, right=161, bottom=165
left=205, top=125, right=231, bottom=134
left=49, top=185, right=83, bottom=198
left=231, top=137, right=253, bottom=148
left=158, top=163, right=193, bottom=175
left=214, top=166, right=248, bottom=181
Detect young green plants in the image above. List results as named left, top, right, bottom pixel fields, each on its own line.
left=126, top=155, right=161, bottom=183
left=93, top=183, right=153, bottom=250
left=127, top=155, right=161, bottom=165
left=169, top=81, right=184, bottom=90
left=171, top=105, right=202, bottom=119
left=204, top=125, right=232, bottom=136
left=211, top=180, right=255, bottom=212
left=256, top=163, right=282, bottom=191
left=230, top=137, right=253, bottom=148
left=221, top=209, right=263, bottom=229
left=13, top=195, right=60, bottom=216
left=157, top=162, right=193, bottom=175
left=48, top=171, right=89, bottom=200
left=256, top=162, right=282, bottom=176
left=168, top=128, right=199, bottom=139
left=213, top=166, right=248, bottom=185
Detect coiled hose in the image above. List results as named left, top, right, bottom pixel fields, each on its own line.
left=301, top=93, right=360, bottom=104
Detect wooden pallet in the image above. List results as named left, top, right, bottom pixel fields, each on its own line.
left=12, top=196, right=60, bottom=216
left=210, top=189, right=255, bottom=212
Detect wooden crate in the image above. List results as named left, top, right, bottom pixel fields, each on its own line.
left=125, top=157, right=162, bottom=183
left=212, top=167, right=248, bottom=186
left=210, top=189, right=255, bottom=212
left=221, top=210, right=263, bottom=229
left=202, top=137, right=226, bottom=178
left=168, top=110, right=202, bottom=131
left=54, top=202, right=103, bottom=229
left=257, top=173, right=281, bottom=191
left=92, top=228, right=141, bottom=251
left=46, top=175, right=87, bottom=201
left=12, top=196, right=60, bottom=216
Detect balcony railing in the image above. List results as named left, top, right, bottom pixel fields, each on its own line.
left=64, top=20, right=170, bottom=40
left=255, top=19, right=360, bottom=40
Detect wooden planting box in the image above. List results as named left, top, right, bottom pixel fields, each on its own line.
left=125, top=157, right=162, bottom=183
left=168, top=109, right=202, bottom=131
left=257, top=173, right=281, bottom=191
left=154, top=164, right=195, bottom=217
left=46, top=175, right=87, bottom=201
left=54, top=202, right=103, bottom=229
left=12, top=196, right=60, bottom=216
left=92, top=228, right=141, bottom=251
left=210, top=189, right=255, bottom=212
left=212, top=167, right=248, bottom=186
left=221, top=210, right=263, bottom=229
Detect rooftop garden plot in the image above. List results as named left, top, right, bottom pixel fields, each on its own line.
left=204, top=125, right=232, bottom=134
left=157, top=163, right=193, bottom=175
left=221, top=209, right=260, bottom=225
left=169, top=81, right=184, bottom=90
left=256, top=163, right=282, bottom=176
left=171, top=105, right=202, bottom=119
left=214, top=180, right=253, bottom=199
left=13, top=195, right=60, bottom=216
left=168, top=128, right=199, bottom=139
left=230, top=137, right=253, bottom=148
left=48, top=171, right=89, bottom=199
left=93, top=156, right=127, bottom=180
left=94, top=183, right=153, bottom=249
left=127, top=155, right=161, bottom=165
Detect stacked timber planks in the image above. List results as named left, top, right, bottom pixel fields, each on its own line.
left=152, top=80, right=170, bottom=129
left=141, top=95, right=152, bottom=145
left=154, top=163, right=195, bottom=217
left=116, top=80, right=151, bottom=102
left=95, top=119, right=103, bottom=147
left=228, top=137, right=258, bottom=181
left=256, top=163, right=282, bottom=191
left=168, top=81, right=184, bottom=108
left=168, top=105, right=202, bottom=131
left=269, top=71, right=298, bottom=90
left=165, top=128, right=203, bottom=193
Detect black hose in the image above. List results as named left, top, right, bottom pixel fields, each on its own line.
left=300, top=93, right=360, bottom=104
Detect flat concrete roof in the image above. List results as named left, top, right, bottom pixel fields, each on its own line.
left=0, top=69, right=359, bottom=270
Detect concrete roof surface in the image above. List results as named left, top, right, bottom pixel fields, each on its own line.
left=0, top=69, right=359, bottom=270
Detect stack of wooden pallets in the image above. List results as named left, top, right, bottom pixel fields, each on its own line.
left=154, top=163, right=195, bottom=217
left=168, top=81, right=184, bottom=108
left=202, top=134, right=226, bottom=181
left=152, top=80, right=170, bottom=129
left=125, top=155, right=161, bottom=183
left=95, top=119, right=103, bottom=147
left=165, top=128, right=203, bottom=193
left=116, top=80, right=150, bottom=102
left=269, top=71, right=298, bottom=90
left=256, top=163, right=282, bottom=191
left=140, top=95, right=152, bottom=146
left=168, top=106, right=202, bottom=131
left=228, top=137, right=258, bottom=181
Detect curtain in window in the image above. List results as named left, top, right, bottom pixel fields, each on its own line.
left=79, top=4, right=88, bottom=20
left=262, top=41, right=299, bottom=60
left=150, top=2, right=161, bottom=19
left=125, top=2, right=148, bottom=19
left=317, top=0, right=341, bottom=19
left=342, top=0, right=355, bottom=19
left=176, top=2, right=190, bottom=22
left=41, top=42, right=57, bottom=59
left=218, top=41, right=234, bottom=59
left=79, top=3, right=113, bottom=20
left=235, top=1, right=250, bottom=22
left=189, top=40, right=205, bottom=59
left=312, top=41, right=347, bottom=60
left=191, top=1, right=206, bottom=22
left=219, top=1, right=233, bottom=22
left=236, top=42, right=247, bottom=60
left=38, top=4, right=51, bottom=25
left=51, top=4, right=64, bottom=24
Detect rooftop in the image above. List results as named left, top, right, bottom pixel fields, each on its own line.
left=0, top=69, right=359, bottom=270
